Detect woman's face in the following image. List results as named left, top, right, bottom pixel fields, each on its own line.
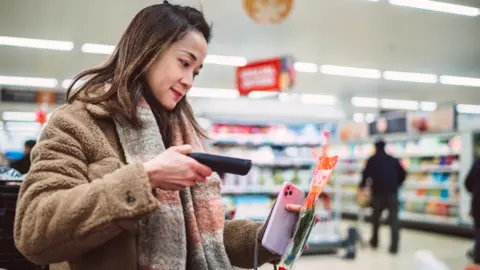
left=145, top=31, right=208, bottom=110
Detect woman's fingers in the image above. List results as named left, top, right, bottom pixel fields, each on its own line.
left=285, top=204, right=302, bottom=212
left=170, top=144, right=193, bottom=154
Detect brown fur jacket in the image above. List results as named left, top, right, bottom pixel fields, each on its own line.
left=13, top=100, right=278, bottom=270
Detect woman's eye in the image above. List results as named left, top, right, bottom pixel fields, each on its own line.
left=180, top=59, right=190, bottom=67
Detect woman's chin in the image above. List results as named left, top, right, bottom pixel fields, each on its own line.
left=163, top=100, right=177, bottom=110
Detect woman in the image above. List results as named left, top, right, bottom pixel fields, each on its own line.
left=14, top=2, right=302, bottom=270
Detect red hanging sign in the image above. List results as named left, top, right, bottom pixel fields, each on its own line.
left=235, top=56, right=295, bottom=96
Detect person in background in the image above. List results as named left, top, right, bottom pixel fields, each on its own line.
left=359, top=139, right=407, bottom=254
left=10, top=140, right=36, bottom=174
left=13, top=2, right=305, bottom=270
left=465, top=158, right=480, bottom=269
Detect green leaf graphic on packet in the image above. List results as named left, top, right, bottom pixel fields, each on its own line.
left=278, top=155, right=338, bottom=270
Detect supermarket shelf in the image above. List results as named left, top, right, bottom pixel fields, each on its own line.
left=399, top=212, right=457, bottom=225
left=254, top=161, right=314, bottom=169
left=341, top=211, right=473, bottom=238
left=330, top=131, right=459, bottom=145
left=221, top=185, right=335, bottom=196
left=337, top=179, right=457, bottom=189
left=335, top=165, right=459, bottom=173
left=212, top=140, right=321, bottom=148
left=401, top=197, right=458, bottom=204
left=337, top=151, right=459, bottom=161
left=404, top=181, right=457, bottom=189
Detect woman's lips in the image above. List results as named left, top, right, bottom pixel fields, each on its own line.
left=171, top=88, right=183, bottom=101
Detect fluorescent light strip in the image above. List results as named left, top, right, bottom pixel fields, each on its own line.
left=204, top=55, right=247, bottom=66
left=299, top=94, right=336, bottom=105
left=278, top=93, right=299, bottom=103
left=81, top=43, right=248, bottom=67
left=389, top=0, right=480, bottom=17
left=247, top=91, right=279, bottom=99
left=320, top=65, right=381, bottom=79
left=440, top=75, right=480, bottom=87
left=0, top=75, right=58, bottom=88
left=457, top=104, right=480, bottom=114
left=81, top=43, right=115, bottom=55
left=365, top=113, right=376, bottom=123
left=187, top=87, right=239, bottom=99
left=353, top=112, right=376, bottom=123
left=0, top=36, right=74, bottom=51
left=353, top=113, right=364, bottom=123
left=62, top=79, right=86, bottom=89
left=2, top=111, right=36, bottom=122
left=5, top=121, right=42, bottom=131
left=294, top=62, right=318, bottom=73
left=380, top=98, right=419, bottom=110
left=351, top=97, right=379, bottom=108
left=383, top=71, right=437, bottom=83
left=420, top=101, right=437, bottom=111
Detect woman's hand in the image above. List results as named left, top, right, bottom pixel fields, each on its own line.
left=143, top=144, right=212, bottom=191
left=286, top=204, right=321, bottom=250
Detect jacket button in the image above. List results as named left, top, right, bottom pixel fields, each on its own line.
left=126, top=191, right=136, bottom=204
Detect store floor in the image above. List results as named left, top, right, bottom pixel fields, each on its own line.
left=257, top=222, right=472, bottom=270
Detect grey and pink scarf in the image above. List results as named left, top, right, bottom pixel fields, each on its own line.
left=114, top=106, right=232, bottom=270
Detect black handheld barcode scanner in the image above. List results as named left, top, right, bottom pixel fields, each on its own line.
left=187, top=153, right=252, bottom=176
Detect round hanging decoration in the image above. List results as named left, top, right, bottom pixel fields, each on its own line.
left=243, top=0, right=293, bottom=24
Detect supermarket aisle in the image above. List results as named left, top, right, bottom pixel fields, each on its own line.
left=258, top=224, right=472, bottom=270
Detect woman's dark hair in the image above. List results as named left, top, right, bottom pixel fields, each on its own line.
left=66, top=2, right=212, bottom=147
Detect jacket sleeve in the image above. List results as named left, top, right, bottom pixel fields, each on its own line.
left=359, top=158, right=371, bottom=188
left=14, top=111, right=160, bottom=265
left=397, top=158, right=407, bottom=187
left=223, top=219, right=279, bottom=268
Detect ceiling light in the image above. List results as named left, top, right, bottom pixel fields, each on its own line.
left=247, top=91, right=279, bottom=99
left=389, top=0, right=479, bottom=17
left=0, top=75, right=58, bottom=88
left=457, top=104, right=480, bottom=114
left=294, top=62, right=318, bottom=73
left=2, top=111, right=36, bottom=122
left=81, top=43, right=115, bottom=54
left=188, top=87, right=239, bottom=99
left=0, top=36, right=74, bottom=51
left=278, top=93, right=300, bottom=102
left=353, top=113, right=364, bottom=123
left=383, top=71, right=437, bottom=83
left=420, top=101, right=437, bottom=111
left=380, top=98, right=419, bottom=110
left=299, top=94, right=336, bottom=105
left=365, top=113, right=376, bottom=123
left=5, top=121, right=42, bottom=131
left=62, top=79, right=86, bottom=89
left=440, top=75, right=480, bottom=87
left=204, top=55, right=247, bottom=66
left=351, top=97, right=379, bottom=108
left=320, top=65, right=381, bottom=79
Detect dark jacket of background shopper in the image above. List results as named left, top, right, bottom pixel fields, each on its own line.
left=10, top=140, right=36, bottom=175
left=465, top=158, right=480, bottom=264
left=360, top=140, right=407, bottom=196
left=465, top=159, right=480, bottom=225
left=359, top=140, right=407, bottom=253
